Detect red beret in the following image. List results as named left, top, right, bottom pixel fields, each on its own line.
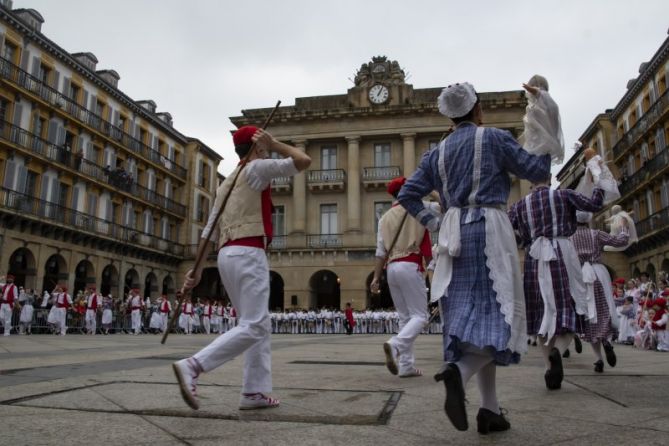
left=614, top=278, right=626, bottom=285
left=61, top=286, right=67, bottom=292
left=662, top=289, right=669, bottom=297
left=654, top=298, right=667, bottom=307
left=387, top=176, right=406, bottom=197
left=88, top=285, right=96, bottom=290
left=6, top=274, right=14, bottom=280
left=132, top=288, right=140, bottom=292
left=233, top=126, right=258, bottom=146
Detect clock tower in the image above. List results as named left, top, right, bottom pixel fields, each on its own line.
left=347, top=56, right=414, bottom=108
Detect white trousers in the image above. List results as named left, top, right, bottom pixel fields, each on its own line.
left=55, top=307, right=67, bottom=335
left=386, top=261, right=428, bottom=375
left=203, top=316, right=211, bottom=334
left=160, top=313, right=169, bottom=332
left=131, top=309, right=141, bottom=334
left=0, top=303, right=12, bottom=335
left=193, top=246, right=272, bottom=394
left=85, top=309, right=97, bottom=334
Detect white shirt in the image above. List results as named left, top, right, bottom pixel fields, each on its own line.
left=376, top=201, right=441, bottom=257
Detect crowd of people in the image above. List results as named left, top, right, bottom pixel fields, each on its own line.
left=0, top=278, right=444, bottom=337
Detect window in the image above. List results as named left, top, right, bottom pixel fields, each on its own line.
left=662, top=178, right=669, bottom=209
left=646, top=189, right=655, bottom=216
left=641, top=143, right=649, bottom=164
left=320, top=204, right=337, bottom=234
left=374, top=201, right=392, bottom=232
left=374, top=143, right=391, bottom=167
left=627, top=154, right=635, bottom=175
left=657, top=128, right=667, bottom=152
left=633, top=199, right=640, bottom=223
left=623, top=116, right=630, bottom=132
left=198, top=160, right=210, bottom=188
left=59, top=183, right=69, bottom=207
left=3, top=41, right=16, bottom=63
left=0, top=98, right=8, bottom=126
left=272, top=205, right=285, bottom=236
left=650, top=80, right=659, bottom=103
left=197, top=195, right=208, bottom=222
left=38, top=63, right=51, bottom=86
left=32, top=114, right=44, bottom=137
left=321, top=146, right=337, bottom=170
left=24, top=170, right=37, bottom=197
left=143, top=210, right=153, bottom=234
left=69, top=83, right=80, bottom=103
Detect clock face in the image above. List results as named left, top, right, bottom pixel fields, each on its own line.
left=369, top=84, right=389, bottom=104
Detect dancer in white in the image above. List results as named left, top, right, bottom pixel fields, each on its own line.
left=173, top=126, right=310, bottom=410
left=85, top=285, right=102, bottom=335
left=0, top=274, right=18, bottom=336
left=53, top=286, right=73, bottom=336
left=372, top=176, right=439, bottom=378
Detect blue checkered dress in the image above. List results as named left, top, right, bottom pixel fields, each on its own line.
left=508, top=187, right=604, bottom=336
left=398, top=123, right=551, bottom=364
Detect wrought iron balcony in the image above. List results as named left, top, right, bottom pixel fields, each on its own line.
left=636, top=207, right=669, bottom=239
left=268, top=235, right=286, bottom=249
left=612, top=88, right=669, bottom=161
left=0, top=57, right=187, bottom=179
left=307, top=233, right=343, bottom=248
left=0, top=121, right=186, bottom=217
left=270, top=176, right=292, bottom=194
left=306, top=169, right=346, bottom=192
left=362, top=166, right=401, bottom=190
left=618, top=145, right=668, bottom=198
left=0, top=187, right=182, bottom=255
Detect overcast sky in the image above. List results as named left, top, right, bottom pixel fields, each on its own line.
left=14, top=0, right=669, bottom=176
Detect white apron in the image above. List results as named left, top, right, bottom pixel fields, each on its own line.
left=431, top=127, right=527, bottom=355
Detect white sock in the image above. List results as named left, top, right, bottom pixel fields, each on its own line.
left=591, top=341, right=603, bottom=361
left=476, top=361, right=500, bottom=414
left=454, top=346, right=493, bottom=385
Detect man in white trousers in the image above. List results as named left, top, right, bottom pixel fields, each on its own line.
left=371, top=176, right=440, bottom=377
left=173, top=126, right=311, bottom=411
left=128, top=288, right=143, bottom=335
left=85, top=285, right=102, bottom=335
left=53, top=286, right=72, bottom=336
left=158, top=294, right=171, bottom=333
left=0, top=274, right=18, bottom=336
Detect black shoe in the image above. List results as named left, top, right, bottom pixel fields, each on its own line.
left=574, top=335, right=583, bottom=354
left=476, top=408, right=511, bottom=434
left=562, top=349, right=570, bottom=358
left=527, top=338, right=531, bottom=345
left=532, top=341, right=537, bottom=346
left=594, top=359, right=604, bottom=373
left=603, top=341, right=616, bottom=367
left=434, top=363, right=468, bottom=431
left=544, top=347, right=563, bottom=390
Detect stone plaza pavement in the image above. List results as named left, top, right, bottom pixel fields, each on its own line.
left=0, top=333, right=668, bottom=446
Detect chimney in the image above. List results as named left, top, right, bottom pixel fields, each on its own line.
left=156, top=112, right=173, bottom=127
left=137, top=100, right=157, bottom=113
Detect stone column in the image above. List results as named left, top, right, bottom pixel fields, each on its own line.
left=292, top=140, right=307, bottom=234
left=401, top=133, right=416, bottom=177
left=346, top=136, right=361, bottom=233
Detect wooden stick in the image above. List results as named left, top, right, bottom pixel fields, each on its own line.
left=161, top=101, right=281, bottom=345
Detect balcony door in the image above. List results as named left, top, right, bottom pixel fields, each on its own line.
left=320, top=204, right=338, bottom=246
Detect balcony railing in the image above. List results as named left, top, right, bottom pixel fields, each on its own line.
left=619, top=145, right=669, bottom=197
left=612, top=87, right=669, bottom=160
left=0, top=187, right=183, bottom=255
left=307, top=233, right=342, bottom=248
left=362, top=166, right=401, bottom=181
left=0, top=121, right=186, bottom=217
left=268, top=236, right=286, bottom=249
left=183, top=244, right=217, bottom=260
left=271, top=176, right=292, bottom=186
left=307, top=169, right=346, bottom=183
left=636, top=207, right=669, bottom=239
left=0, top=57, right=187, bottom=179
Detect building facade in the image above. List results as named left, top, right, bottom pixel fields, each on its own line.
left=0, top=3, right=221, bottom=300
left=231, top=56, right=532, bottom=310
left=558, top=30, right=669, bottom=280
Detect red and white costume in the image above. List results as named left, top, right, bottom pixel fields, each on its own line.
left=85, top=290, right=102, bottom=335
left=1, top=281, right=18, bottom=336
left=159, top=297, right=171, bottom=333
left=54, top=290, right=73, bottom=335
left=180, top=301, right=194, bottom=334
left=202, top=303, right=212, bottom=334
left=129, top=292, right=143, bottom=335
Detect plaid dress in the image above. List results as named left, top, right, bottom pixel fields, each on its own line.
left=508, top=186, right=604, bottom=336
left=399, top=123, right=551, bottom=364
left=571, top=226, right=629, bottom=342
